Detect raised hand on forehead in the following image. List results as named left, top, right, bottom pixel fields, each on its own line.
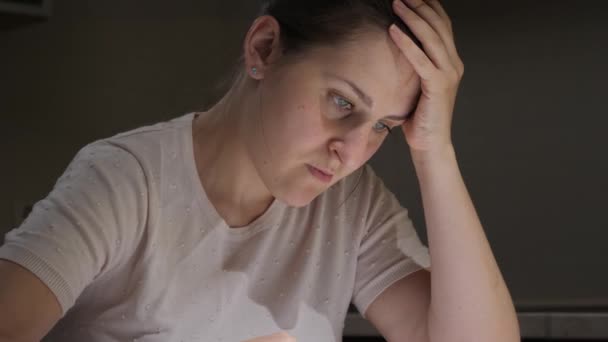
left=389, top=0, right=464, bottom=154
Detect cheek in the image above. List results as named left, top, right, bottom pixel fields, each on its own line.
left=261, top=103, right=324, bottom=159
left=258, top=85, right=326, bottom=154
left=360, top=139, right=383, bottom=163
left=364, top=145, right=379, bottom=162
left=286, top=101, right=325, bottom=139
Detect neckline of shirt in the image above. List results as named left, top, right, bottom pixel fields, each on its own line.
left=179, top=112, right=287, bottom=238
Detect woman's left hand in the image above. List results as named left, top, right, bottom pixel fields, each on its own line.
left=389, top=0, right=464, bottom=154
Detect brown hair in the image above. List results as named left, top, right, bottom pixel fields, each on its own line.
left=210, top=0, right=422, bottom=104
left=260, top=0, right=421, bottom=55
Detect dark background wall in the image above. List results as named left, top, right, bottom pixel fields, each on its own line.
left=1, top=0, right=606, bottom=317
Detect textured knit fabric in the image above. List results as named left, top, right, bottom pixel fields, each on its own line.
left=0, top=112, right=430, bottom=342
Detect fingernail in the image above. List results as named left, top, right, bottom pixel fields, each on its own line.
left=394, top=0, right=407, bottom=10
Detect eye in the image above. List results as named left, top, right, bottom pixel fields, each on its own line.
left=373, top=121, right=392, bottom=134
left=333, top=94, right=354, bottom=113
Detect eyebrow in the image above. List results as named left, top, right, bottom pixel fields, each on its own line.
left=324, top=72, right=374, bottom=108
left=324, top=72, right=419, bottom=122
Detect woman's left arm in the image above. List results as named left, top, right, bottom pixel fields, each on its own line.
left=412, top=145, right=520, bottom=342
left=367, top=1, right=520, bottom=341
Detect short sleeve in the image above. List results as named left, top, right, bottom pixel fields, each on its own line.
left=0, top=141, right=149, bottom=315
left=351, top=165, right=431, bottom=319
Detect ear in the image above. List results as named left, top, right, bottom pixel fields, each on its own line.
left=243, top=15, right=283, bottom=80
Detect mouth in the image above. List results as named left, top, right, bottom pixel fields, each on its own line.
left=307, top=164, right=334, bottom=183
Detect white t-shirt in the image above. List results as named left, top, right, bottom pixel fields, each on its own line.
left=0, top=112, right=430, bottom=341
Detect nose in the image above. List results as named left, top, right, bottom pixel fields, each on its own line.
left=328, top=124, right=370, bottom=170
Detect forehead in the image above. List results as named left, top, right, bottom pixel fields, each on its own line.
left=305, top=30, right=420, bottom=112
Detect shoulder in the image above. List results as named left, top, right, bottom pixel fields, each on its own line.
left=69, top=112, right=196, bottom=181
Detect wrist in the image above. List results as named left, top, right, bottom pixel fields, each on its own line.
left=410, top=144, right=457, bottom=166
left=410, top=144, right=461, bottom=187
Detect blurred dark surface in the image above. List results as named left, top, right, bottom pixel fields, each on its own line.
left=343, top=338, right=606, bottom=342
left=0, top=11, right=45, bottom=29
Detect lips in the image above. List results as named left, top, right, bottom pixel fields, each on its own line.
left=314, top=166, right=334, bottom=177
left=307, top=164, right=334, bottom=183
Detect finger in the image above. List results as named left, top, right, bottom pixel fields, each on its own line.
left=393, top=0, right=451, bottom=69
left=400, top=0, right=460, bottom=70
left=419, top=0, right=461, bottom=66
left=404, top=0, right=453, bottom=38
left=424, top=0, right=453, bottom=34
left=389, top=24, right=436, bottom=81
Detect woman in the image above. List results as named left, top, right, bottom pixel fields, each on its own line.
left=0, top=0, right=519, bottom=341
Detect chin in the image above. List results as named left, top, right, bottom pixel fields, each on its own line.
left=265, top=167, right=328, bottom=208
left=279, top=193, right=316, bottom=208
left=276, top=186, right=324, bottom=208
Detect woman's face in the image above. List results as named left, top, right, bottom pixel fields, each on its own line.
left=243, top=29, right=421, bottom=207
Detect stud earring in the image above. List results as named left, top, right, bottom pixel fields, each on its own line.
left=251, top=67, right=258, bottom=75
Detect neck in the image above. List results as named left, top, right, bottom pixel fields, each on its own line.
left=192, top=88, right=275, bottom=227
